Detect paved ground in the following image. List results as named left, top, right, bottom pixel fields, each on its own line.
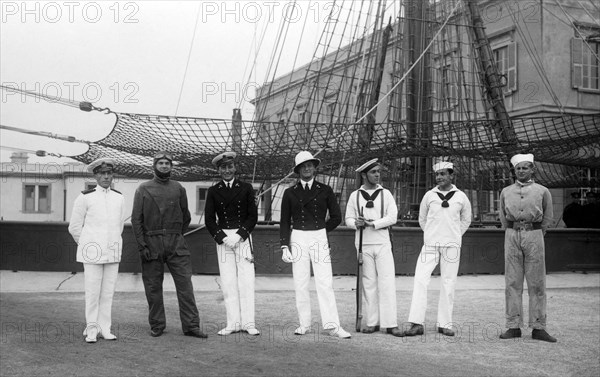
left=1, top=270, right=598, bottom=293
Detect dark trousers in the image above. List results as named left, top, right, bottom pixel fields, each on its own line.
left=141, top=250, right=200, bottom=332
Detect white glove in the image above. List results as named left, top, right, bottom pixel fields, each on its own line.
left=281, top=246, right=293, bottom=263
left=228, top=233, right=242, bottom=245
left=222, top=236, right=232, bottom=248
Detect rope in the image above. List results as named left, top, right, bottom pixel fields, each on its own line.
left=175, top=4, right=202, bottom=116
left=256, top=0, right=462, bottom=199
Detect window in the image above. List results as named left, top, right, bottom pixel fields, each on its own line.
left=23, top=184, right=51, bottom=213
left=433, top=57, right=458, bottom=110
left=493, top=42, right=517, bottom=93
left=196, top=187, right=208, bottom=214
left=572, top=38, right=600, bottom=91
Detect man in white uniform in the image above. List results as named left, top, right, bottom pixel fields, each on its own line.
left=69, top=158, right=126, bottom=343
left=402, top=161, right=471, bottom=337
left=345, top=158, right=402, bottom=336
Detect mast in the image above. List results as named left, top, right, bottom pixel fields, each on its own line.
left=465, top=0, right=517, bottom=150
left=405, top=0, right=432, bottom=205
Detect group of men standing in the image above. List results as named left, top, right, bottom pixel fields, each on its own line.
left=68, top=150, right=557, bottom=344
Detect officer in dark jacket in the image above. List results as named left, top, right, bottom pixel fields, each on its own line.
left=205, top=151, right=259, bottom=336
left=280, top=151, right=351, bottom=339
left=131, top=151, right=207, bottom=338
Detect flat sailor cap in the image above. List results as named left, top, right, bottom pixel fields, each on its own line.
left=356, top=158, right=379, bottom=173
left=432, top=161, right=454, bottom=172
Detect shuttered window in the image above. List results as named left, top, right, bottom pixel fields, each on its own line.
left=571, top=38, right=600, bottom=91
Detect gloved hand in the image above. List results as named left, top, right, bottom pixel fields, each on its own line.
left=281, top=246, right=293, bottom=263
left=222, top=236, right=231, bottom=248
left=228, top=233, right=242, bottom=246
left=140, top=247, right=151, bottom=262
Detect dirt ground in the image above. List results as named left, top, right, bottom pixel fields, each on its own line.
left=1, top=288, right=599, bottom=377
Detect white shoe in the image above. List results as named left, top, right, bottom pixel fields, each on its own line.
left=99, top=333, right=117, bottom=340
left=245, top=328, right=260, bottom=336
left=294, top=326, right=311, bottom=335
left=218, top=327, right=241, bottom=336
left=329, top=327, right=352, bottom=339
left=85, top=336, right=97, bottom=343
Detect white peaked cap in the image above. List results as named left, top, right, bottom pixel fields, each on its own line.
left=432, top=161, right=453, bottom=172
left=510, top=153, right=534, bottom=167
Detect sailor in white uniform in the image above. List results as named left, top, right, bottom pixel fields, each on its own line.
left=345, top=158, right=402, bottom=336
left=68, top=158, right=126, bottom=343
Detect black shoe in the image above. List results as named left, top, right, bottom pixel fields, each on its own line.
left=438, top=327, right=455, bottom=337
left=386, top=327, right=404, bottom=337
left=150, top=328, right=164, bottom=337
left=499, top=328, right=521, bottom=339
left=531, top=329, right=557, bottom=343
left=402, top=323, right=424, bottom=337
left=361, top=325, right=380, bottom=334
left=184, top=329, right=208, bottom=339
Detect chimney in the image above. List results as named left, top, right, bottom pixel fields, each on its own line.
left=232, top=108, right=243, bottom=153
left=10, top=152, right=29, bottom=164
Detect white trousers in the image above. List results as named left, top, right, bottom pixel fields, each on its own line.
left=407, top=244, right=460, bottom=329
left=290, top=229, right=340, bottom=329
left=217, top=229, right=256, bottom=330
left=361, top=243, right=398, bottom=328
left=83, top=263, right=119, bottom=337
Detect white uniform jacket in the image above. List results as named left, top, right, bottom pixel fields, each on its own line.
left=69, top=187, right=126, bottom=264
left=418, top=184, right=471, bottom=248
left=345, top=185, right=398, bottom=245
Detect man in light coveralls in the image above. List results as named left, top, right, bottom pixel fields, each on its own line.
left=402, top=161, right=471, bottom=337
left=499, top=153, right=556, bottom=343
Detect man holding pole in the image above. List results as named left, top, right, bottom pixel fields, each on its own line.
left=345, top=158, right=402, bottom=336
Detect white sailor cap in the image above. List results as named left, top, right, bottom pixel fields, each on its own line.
left=356, top=158, right=379, bottom=173
left=87, top=158, right=116, bottom=174
left=510, top=153, right=534, bottom=167
left=432, top=161, right=454, bottom=172
left=212, top=151, right=237, bottom=167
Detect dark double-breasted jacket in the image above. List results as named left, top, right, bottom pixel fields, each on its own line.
left=279, top=180, right=342, bottom=248
left=205, top=178, right=258, bottom=245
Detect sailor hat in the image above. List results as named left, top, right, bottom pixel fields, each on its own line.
left=356, top=158, right=379, bottom=173
left=293, top=151, right=320, bottom=173
left=212, top=151, right=237, bottom=167
left=510, top=153, right=534, bottom=167
left=432, top=161, right=454, bottom=172
left=87, top=158, right=116, bottom=174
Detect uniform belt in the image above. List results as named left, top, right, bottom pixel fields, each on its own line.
left=507, top=221, right=542, bottom=231
left=146, top=229, right=181, bottom=236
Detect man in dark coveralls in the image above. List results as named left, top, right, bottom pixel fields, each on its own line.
left=205, top=151, right=259, bottom=336
left=280, top=151, right=351, bottom=339
left=131, top=151, right=207, bottom=338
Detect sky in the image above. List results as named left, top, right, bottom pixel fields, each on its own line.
left=0, top=0, right=345, bottom=164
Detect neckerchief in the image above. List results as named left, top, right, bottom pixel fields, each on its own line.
left=359, top=188, right=382, bottom=208
left=436, top=191, right=456, bottom=208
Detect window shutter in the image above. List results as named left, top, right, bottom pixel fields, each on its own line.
left=571, top=38, right=582, bottom=88
left=507, top=42, right=517, bottom=92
